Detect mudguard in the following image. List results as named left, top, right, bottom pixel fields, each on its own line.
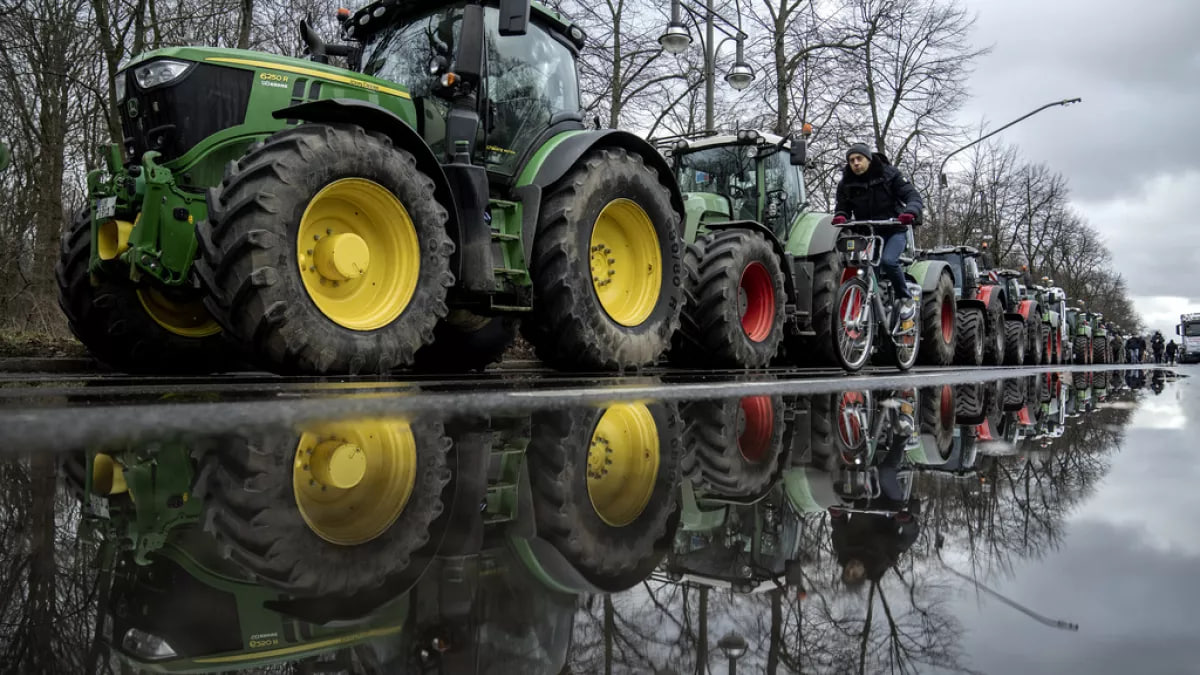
left=905, top=259, right=953, bottom=293
left=514, top=129, right=684, bottom=265
left=1017, top=299, right=1036, bottom=320
left=785, top=211, right=839, bottom=258
left=974, top=284, right=998, bottom=308
left=273, top=99, right=462, bottom=270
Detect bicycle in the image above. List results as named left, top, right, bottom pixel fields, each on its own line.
left=830, top=218, right=922, bottom=372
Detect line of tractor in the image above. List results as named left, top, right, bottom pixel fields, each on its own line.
left=52, top=0, right=1124, bottom=377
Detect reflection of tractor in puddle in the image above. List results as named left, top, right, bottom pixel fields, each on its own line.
left=65, top=401, right=685, bottom=672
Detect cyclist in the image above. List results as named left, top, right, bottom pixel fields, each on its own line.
left=831, top=143, right=924, bottom=331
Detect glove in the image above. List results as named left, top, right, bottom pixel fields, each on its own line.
left=831, top=215, right=847, bottom=225
left=897, top=212, right=915, bottom=226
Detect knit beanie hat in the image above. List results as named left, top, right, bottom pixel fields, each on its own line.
left=846, top=143, right=872, bottom=163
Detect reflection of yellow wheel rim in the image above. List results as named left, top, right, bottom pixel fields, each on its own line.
left=586, top=403, right=660, bottom=527
left=293, top=420, right=416, bottom=545
left=589, top=199, right=662, bottom=326
left=136, top=287, right=221, bottom=337
left=297, top=178, right=419, bottom=330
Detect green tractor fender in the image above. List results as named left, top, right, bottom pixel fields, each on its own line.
left=514, top=129, right=684, bottom=266
left=784, top=210, right=839, bottom=258
left=904, top=259, right=953, bottom=294
left=272, top=98, right=465, bottom=275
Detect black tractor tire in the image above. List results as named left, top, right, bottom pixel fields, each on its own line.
left=982, top=293, right=1006, bottom=366
left=195, top=123, right=454, bottom=375
left=194, top=419, right=452, bottom=597
left=673, top=230, right=785, bottom=368
left=780, top=252, right=840, bottom=366
left=1073, top=335, right=1091, bottom=365
left=1025, top=315, right=1044, bottom=365
left=1003, top=319, right=1026, bottom=366
left=522, top=147, right=683, bottom=371
left=683, top=396, right=786, bottom=499
left=920, top=384, right=957, bottom=462
left=1002, top=377, right=1026, bottom=410
left=668, top=240, right=706, bottom=366
left=955, top=382, right=987, bottom=425
left=918, top=272, right=956, bottom=366
left=413, top=312, right=517, bottom=373
left=1094, top=336, right=1109, bottom=364
left=953, top=307, right=985, bottom=366
left=527, top=402, right=682, bottom=585
left=809, top=393, right=837, bottom=464
left=56, top=208, right=230, bottom=374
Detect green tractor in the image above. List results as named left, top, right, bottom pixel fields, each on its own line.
left=1065, top=305, right=1093, bottom=365
left=58, top=1, right=685, bottom=375
left=1090, top=312, right=1111, bottom=363
left=918, top=245, right=1005, bottom=367
left=659, top=130, right=956, bottom=368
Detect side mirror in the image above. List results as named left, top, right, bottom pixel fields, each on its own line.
left=455, top=4, right=486, bottom=83
left=498, top=0, right=530, bottom=36
left=300, top=18, right=328, bottom=63
left=790, top=137, right=807, bottom=166
left=1176, top=326, right=1180, bottom=335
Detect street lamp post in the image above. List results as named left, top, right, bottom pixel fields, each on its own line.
left=935, top=97, right=1082, bottom=245
left=659, top=0, right=756, bottom=133
left=717, top=633, right=748, bottom=675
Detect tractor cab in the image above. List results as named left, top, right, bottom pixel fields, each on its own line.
left=665, top=130, right=807, bottom=241
left=921, top=245, right=982, bottom=299
left=352, top=1, right=586, bottom=175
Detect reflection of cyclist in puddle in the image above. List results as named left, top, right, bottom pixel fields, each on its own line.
left=832, top=395, right=921, bottom=588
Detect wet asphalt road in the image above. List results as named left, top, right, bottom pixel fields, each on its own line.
left=0, top=361, right=1193, bottom=673
left=0, top=361, right=1151, bottom=453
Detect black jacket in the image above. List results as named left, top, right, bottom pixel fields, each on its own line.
left=834, top=152, right=924, bottom=224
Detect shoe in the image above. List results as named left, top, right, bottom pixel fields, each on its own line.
left=893, top=298, right=917, bottom=335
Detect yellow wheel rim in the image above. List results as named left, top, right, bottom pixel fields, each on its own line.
left=586, top=403, right=660, bottom=527
left=297, top=178, right=419, bottom=331
left=136, top=287, right=221, bottom=338
left=293, top=419, right=417, bottom=545
left=589, top=199, right=662, bottom=326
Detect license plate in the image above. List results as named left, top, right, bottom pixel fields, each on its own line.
left=95, top=196, right=116, bottom=219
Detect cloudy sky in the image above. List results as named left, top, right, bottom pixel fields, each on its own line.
left=953, top=0, right=1200, bottom=336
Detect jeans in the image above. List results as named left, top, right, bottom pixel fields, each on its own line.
left=879, top=230, right=910, bottom=300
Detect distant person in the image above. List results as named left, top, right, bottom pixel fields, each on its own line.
left=832, top=143, right=924, bottom=331
left=1125, top=336, right=1139, bottom=363
left=1166, top=340, right=1178, bottom=365
left=1152, top=331, right=1165, bottom=364
left=1138, top=335, right=1148, bottom=363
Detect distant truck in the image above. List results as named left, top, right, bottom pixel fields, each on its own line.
left=1176, top=313, right=1200, bottom=363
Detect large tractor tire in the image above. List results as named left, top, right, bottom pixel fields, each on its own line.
left=413, top=311, right=517, bottom=373
left=1025, top=314, right=1044, bottom=365
left=195, top=418, right=452, bottom=597
left=683, top=396, right=786, bottom=499
left=982, top=293, right=1006, bottom=366
left=919, top=384, right=957, bottom=462
left=780, top=251, right=840, bottom=367
left=1003, top=319, right=1026, bottom=365
left=955, top=382, right=987, bottom=425
left=953, top=307, right=985, bottom=366
left=668, top=241, right=706, bottom=366
left=527, top=402, right=682, bottom=585
left=522, top=147, right=683, bottom=371
left=56, top=208, right=229, bottom=373
left=674, top=230, right=785, bottom=368
left=1073, top=335, right=1091, bottom=365
left=1094, top=336, right=1109, bottom=364
left=196, top=123, right=453, bottom=375
left=918, top=272, right=956, bottom=366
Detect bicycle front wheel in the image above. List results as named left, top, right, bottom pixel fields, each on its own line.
left=833, top=276, right=875, bottom=372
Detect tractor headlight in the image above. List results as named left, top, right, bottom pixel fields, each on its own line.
left=133, top=59, right=191, bottom=89
left=122, top=628, right=177, bottom=660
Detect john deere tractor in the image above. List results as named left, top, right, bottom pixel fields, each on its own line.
left=661, top=130, right=955, bottom=368
left=58, top=1, right=685, bottom=375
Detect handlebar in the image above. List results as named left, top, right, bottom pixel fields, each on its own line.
left=834, top=218, right=906, bottom=228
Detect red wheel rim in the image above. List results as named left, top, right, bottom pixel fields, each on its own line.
left=941, top=298, right=954, bottom=343
left=939, top=385, right=954, bottom=428
left=839, top=285, right=866, bottom=340
left=837, top=392, right=866, bottom=453
left=738, top=396, right=774, bottom=462
left=740, top=262, right=775, bottom=342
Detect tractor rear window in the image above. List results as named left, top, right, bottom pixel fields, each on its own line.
left=676, top=146, right=757, bottom=221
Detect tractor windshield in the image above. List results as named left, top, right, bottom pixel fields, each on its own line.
left=761, top=146, right=805, bottom=236
left=676, top=145, right=758, bottom=221
left=360, top=5, right=581, bottom=174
